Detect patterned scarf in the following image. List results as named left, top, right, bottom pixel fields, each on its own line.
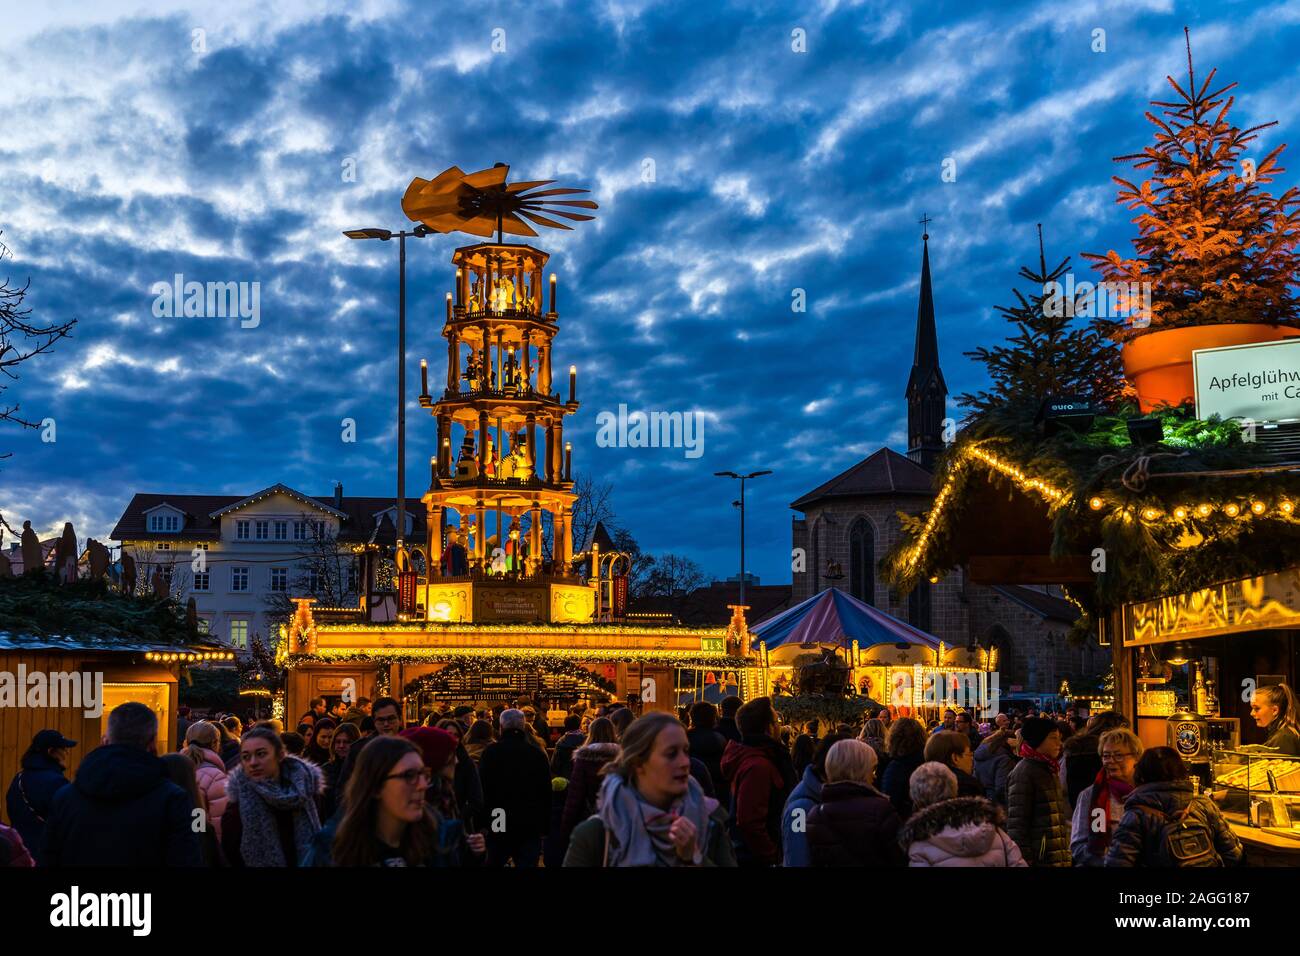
left=1087, top=769, right=1134, bottom=856
left=227, top=755, right=322, bottom=867
left=596, top=773, right=718, bottom=867
left=1018, top=742, right=1060, bottom=776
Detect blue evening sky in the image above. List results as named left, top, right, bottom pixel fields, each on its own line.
left=2, top=0, right=1298, bottom=585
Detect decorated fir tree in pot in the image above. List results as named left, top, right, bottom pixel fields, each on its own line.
left=1084, top=28, right=1300, bottom=411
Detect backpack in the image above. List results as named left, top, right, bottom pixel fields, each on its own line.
left=1134, top=800, right=1218, bottom=867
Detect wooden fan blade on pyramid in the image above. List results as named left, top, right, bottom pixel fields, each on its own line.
left=402, top=163, right=599, bottom=242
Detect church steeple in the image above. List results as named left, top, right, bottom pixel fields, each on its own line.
left=905, top=226, right=947, bottom=471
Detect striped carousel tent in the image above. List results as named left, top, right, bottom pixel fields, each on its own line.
left=750, top=587, right=940, bottom=656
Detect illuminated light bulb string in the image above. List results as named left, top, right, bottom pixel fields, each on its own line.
left=903, top=442, right=1298, bottom=580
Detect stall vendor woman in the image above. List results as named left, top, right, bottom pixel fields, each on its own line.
left=1247, top=684, right=1300, bottom=756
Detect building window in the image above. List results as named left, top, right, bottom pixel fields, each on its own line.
left=232, top=566, right=249, bottom=592
left=293, top=521, right=306, bottom=541
left=195, top=543, right=209, bottom=550
left=909, top=580, right=932, bottom=633
left=230, top=619, right=249, bottom=649
left=346, top=563, right=359, bottom=594
left=149, top=513, right=180, bottom=532
left=848, top=518, right=875, bottom=606
left=160, top=565, right=173, bottom=586
left=274, top=520, right=288, bottom=541
left=255, top=520, right=270, bottom=540
left=307, top=569, right=324, bottom=593
left=271, top=567, right=288, bottom=592
left=194, top=570, right=210, bottom=592
left=155, top=542, right=171, bottom=551
left=236, top=520, right=250, bottom=540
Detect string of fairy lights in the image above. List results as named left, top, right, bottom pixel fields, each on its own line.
left=903, top=442, right=1299, bottom=578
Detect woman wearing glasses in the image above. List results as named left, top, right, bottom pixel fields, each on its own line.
left=317, top=736, right=449, bottom=866
left=1069, top=728, right=1143, bottom=866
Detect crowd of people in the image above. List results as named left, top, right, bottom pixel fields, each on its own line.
left=2, top=682, right=1296, bottom=867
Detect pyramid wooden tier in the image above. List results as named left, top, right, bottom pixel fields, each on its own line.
left=421, top=237, right=582, bottom=621
left=448, top=242, right=554, bottom=320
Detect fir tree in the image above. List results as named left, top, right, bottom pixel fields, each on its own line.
left=1084, top=29, right=1300, bottom=343
left=959, top=227, right=1124, bottom=424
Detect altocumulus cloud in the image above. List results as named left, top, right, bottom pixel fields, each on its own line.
left=0, top=0, right=1298, bottom=584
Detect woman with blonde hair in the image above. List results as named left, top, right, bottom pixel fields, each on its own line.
left=563, top=712, right=733, bottom=866
left=1249, top=683, right=1300, bottom=755
left=183, top=721, right=229, bottom=839
left=806, top=739, right=904, bottom=866
left=1070, top=727, right=1142, bottom=866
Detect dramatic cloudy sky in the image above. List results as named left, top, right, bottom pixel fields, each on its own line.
left=3, top=0, right=1298, bottom=585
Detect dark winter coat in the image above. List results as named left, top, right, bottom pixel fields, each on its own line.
left=973, top=737, right=1017, bottom=806
left=321, top=759, right=346, bottom=822
left=5, top=753, right=70, bottom=866
left=899, top=796, right=1027, bottom=867
left=1103, top=781, right=1243, bottom=868
left=686, top=727, right=728, bottom=795
left=953, top=767, right=985, bottom=799
left=806, top=781, right=906, bottom=867
left=478, top=728, right=553, bottom=839
left=880, top=751, right=924, bottom=819
left=1006, top=756, right=1071, bottom=866
left=781, top=765, right=824, bottom=868
left=453, top=742, right=486, bottom=829
left=560, top=742, right=619, bottom=840
left=720, top=736, right=796, bottom=867
left=1061, top=732, right=1103, bottom=809
left=43, top=744, right=202, bottom=867
left=717, top=717, right=741, bottom=744
left=549, top=730, right=586, bottom=780
left=563, top=801, right=737, bottom=867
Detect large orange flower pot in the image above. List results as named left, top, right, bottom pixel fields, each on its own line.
left=1121, top=324, right=1300, bottom=412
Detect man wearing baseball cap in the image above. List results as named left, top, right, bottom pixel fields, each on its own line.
left=5, top=729, right=76, bottom=866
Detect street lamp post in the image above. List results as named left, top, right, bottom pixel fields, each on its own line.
left=342, top=225, right=432, bottom=559
left=714, top=469, right=772, bottom=606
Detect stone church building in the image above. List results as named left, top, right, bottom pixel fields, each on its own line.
left=789, top=235, right=1108, bottom=698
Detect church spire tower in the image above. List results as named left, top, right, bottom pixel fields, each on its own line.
left=905, top=220, right=947, bottom=471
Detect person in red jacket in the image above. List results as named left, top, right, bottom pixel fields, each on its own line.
left=720, top=697, right=796, bottom=867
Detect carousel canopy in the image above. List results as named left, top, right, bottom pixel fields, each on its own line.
left=749, top=587, right=940, bottom=653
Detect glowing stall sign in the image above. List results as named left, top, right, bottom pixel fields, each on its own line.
left=1124, top=568, right=1300, bottom=646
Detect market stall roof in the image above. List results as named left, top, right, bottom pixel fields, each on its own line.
left=0, top=631, right=233, bottom=656
left=749, top=587, right=940, bottom=653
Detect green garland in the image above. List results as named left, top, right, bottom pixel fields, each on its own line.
left=771, top=694, right=882, bottom=727
left=401, top=656, right=619, bottom=698
left=885, top=404, right=1300, bottom=612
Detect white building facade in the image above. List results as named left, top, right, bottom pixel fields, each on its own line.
left=111, top=484, right=423, bottom=654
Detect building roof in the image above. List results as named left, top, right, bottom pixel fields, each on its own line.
left=110, top=489, right=429, bottom=545
left=990, top=585, right=1078, bottom=624
left=790, top=447, right=935, bottom=511
left=627, top=581, right=792, bottom=628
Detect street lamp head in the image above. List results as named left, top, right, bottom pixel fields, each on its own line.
left=343, top=228, right=393, bottom=241
left=714, top=471, right=739, bottom=478
left=412, top=224, right=433, bottom=238
left=747, top=470, right=773, bottom=478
